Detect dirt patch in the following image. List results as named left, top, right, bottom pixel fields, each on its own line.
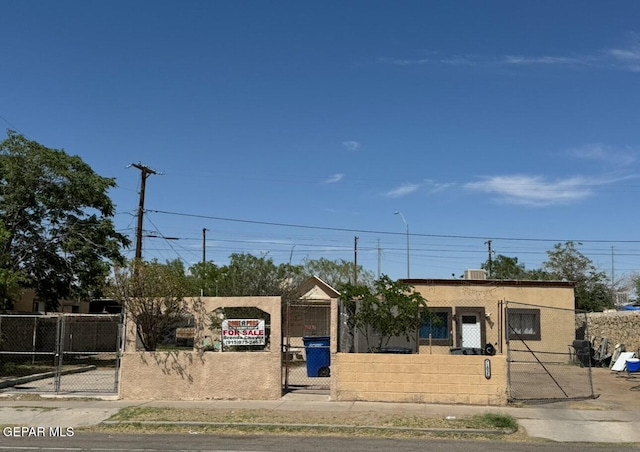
left=529, top=367, right=640, bottom=410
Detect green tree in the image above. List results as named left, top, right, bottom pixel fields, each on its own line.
left=0, top=221, right=25, bottom=310
left=109, top=259, right=191, bottom=351
left=197, top=253, right=304, bottom=297
left=302, top=257, right=374, bottom=288
left=0, top=131, right=129, bottom=309
left=543, top=241, right=613, bottom=311
left=189, top=253, right=306, bottom=307
left=481, top=255, right=528, bottom=280
left=339, top=275, right=428, bottom=352
left=188, top=261, right=223, bottom=296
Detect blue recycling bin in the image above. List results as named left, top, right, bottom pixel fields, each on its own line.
left=302, top=336, right=330, bottom=377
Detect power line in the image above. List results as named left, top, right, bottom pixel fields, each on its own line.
left=0, top=113, right=24, bottom=135
left=147, top=208, right=640, bottom=244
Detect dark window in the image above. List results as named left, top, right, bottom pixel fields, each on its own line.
left=461, top=315, right=477, bottom=324
left=419, top=309, right=452, bottom=346
left=507, top=308, right=541, bottom=341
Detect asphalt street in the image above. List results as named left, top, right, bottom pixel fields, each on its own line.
left=0, top=432, right=635, bottom=452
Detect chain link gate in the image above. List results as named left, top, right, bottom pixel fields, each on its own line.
left=506, top=301, right=594, bottom=402
left=283, top=302, right=331, bottom=392
left=0, top=314, right=123, bottom=395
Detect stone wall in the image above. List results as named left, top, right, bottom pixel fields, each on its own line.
left=578, top=311, right=640, bottom=354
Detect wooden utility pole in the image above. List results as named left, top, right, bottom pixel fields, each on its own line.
left=485, top=240, right=493, bottom=278
left=354, top=236, right=359, bottom=284
left=202, top=228, right=208, bottom=264
left=377, top=239, right=382, bottom=279
left=130, top=163, right=157, bottom=260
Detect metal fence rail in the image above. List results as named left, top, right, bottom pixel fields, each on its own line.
left=506, top=301, right=594, bottom=402
left=0, top=314, right=123, bottom=395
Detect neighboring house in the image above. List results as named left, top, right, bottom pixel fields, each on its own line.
left=283, top=276, right=339, bottom=359
left=404, top=271, right=576, bottom=357
left=11, top=288, right=90, bottom=314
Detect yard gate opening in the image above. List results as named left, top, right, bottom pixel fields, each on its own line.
left=506, top=301, right=594, bottom=402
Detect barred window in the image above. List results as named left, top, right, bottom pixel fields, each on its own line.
left=507, top=308, right=541, bottom=341
left=419, top=308, right=452, bottom=346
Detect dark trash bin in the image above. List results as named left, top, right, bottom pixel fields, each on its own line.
left=449, top=347, right=488, bottom=355
left=572, top=340, right=593, bottom=367
left=303, top=336, right=330, bottom=377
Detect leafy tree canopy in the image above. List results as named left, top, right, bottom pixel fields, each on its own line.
left=0, top=131, right=129, bottom=309
left=0, top=221, right=25, bottom=310
left=340, top=275, right=428, bottom=352
left=189, top=255, right=371, bottom=301
left=481, top=255, right=528, bottom=280
left=189, top=253, right=305, bottom=302
left=542, top=241, right=613, bottom=311
left=302, top=257, right=374, bottom=289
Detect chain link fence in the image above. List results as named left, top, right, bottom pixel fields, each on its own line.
left=506, top=301, right=594, bottom=402
left=283, top=303, right=331, bottom=391
left=0, top=314, right=122, bottom=395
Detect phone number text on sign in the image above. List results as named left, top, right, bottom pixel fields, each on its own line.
left=222, top=319, right=265, bottom=346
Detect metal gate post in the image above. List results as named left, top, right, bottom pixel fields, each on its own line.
left=54, top=315, right=64, bottom=393
left=114, top=314, right=125, bottom=393
left=582, top=310, right=595, bottom=398
left=283, top=302, right=291, bottom=391
left=505, top=302, right=513, bottom=402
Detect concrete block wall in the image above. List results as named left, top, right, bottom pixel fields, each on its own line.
left=331, top=353, right=507, bottom=406
left=580, top=311, right=640, bottom=354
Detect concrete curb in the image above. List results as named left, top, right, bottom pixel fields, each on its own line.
left=0, top=366, right=97, bottom=389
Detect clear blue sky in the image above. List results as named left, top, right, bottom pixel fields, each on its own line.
left=2, top=1, right=640, bottom=286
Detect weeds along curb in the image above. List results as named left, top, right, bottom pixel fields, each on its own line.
left=100, top=420, right=517, bottom=436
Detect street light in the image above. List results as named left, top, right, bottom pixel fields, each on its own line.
left=394, top=211, right=410, bottom=279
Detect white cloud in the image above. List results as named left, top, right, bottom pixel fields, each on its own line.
left=503, top=55, right=592, bottom=66
left=465, top=175, right=601, bottom=207
left=379, top=40, right=640, bottom=73
left=605, top=41, right=640, bottom=72
left=439, top=56, right=476, bottom=66
left=384, top=183, right=420, bottom=198
left=378, top=56, right=432, bottom=66
left=342, top=140, right=361, bottom=151
left=324, top=173, right=344, bottom=184
left=570, top=144, right=637, bottom=167
left=424, top=179, right=455, bottom=194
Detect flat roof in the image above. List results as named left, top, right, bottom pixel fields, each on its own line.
left=401, top=278, right=575, bottom=289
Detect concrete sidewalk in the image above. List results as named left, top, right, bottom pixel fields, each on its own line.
left=0, top=392, right=639, bottom=443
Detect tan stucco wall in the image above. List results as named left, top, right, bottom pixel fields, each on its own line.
left=412, top=282, right=575, bottom=356
left=120, top=296, right=282, bottom=400
left=331, top=353, right=507, bottom=405
left=120, top=350, right=282, bottom=400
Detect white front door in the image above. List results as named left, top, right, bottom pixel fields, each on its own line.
left=461, top=314, right=481, bottom=348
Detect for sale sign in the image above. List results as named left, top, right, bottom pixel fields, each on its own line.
left=221, top=319, right=266, bottom=346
